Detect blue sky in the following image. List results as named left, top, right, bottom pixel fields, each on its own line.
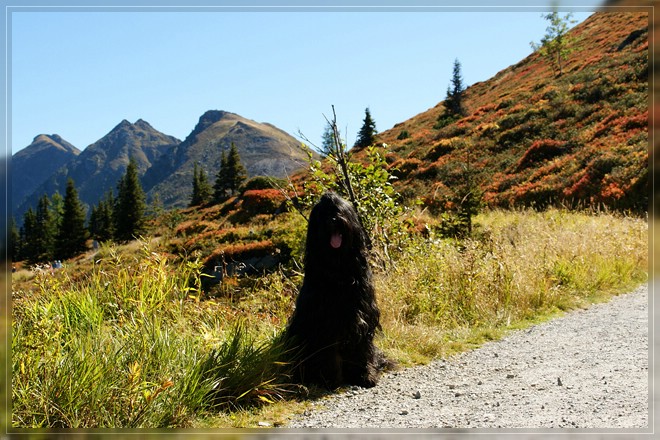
left=9, top=2, right=600, bottom=155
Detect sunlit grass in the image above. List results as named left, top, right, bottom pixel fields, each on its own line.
left=376, top=208, right=647, bottom=365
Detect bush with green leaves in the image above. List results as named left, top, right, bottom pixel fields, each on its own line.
left=291, top=140, right=415, bottom=265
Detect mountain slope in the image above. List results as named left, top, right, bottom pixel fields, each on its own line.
left=144, top=110, right=313, bottom=208
left=12, top=134, right=80, bottom=212
left=15, top=120, right=179, bottom=220
left=374, top=12, right=648, bottom=213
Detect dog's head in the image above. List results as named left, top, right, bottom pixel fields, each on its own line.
left=305, top=192, right=368, bottom=264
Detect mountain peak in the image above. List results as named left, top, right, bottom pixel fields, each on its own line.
left=23, top=134, right=79, bottom=156
left=134, top=119, right=153, bottom=130
left=12, top=133, right=81, bottom=211
left=200, top=110, right=233, bottom=125
left=111, top=119, right=133, bottom=132
left=108, top=118, right=160, bottom=135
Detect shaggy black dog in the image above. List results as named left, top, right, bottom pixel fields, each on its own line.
left=283, top=192, right=389, bottom=389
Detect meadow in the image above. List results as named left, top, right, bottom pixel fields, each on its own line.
left=10, top=207, right=648, bottom=428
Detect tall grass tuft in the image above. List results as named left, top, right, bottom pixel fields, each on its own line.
left=197, top=323, right=295, bottom=411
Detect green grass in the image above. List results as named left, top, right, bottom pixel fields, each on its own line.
left=11, top=209, right=648, bottom=428
left=11, top=243, right=297, bottom=428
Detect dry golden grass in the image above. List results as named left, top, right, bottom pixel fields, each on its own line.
left=375, top=208, right=647, bottom=365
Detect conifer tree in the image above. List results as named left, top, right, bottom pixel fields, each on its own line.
left=34, top=194, right=57, bottom=262
left=321, top=121, right=338, bottom=157
left=214, top=144, right=247, bottom=201
left=190, top=162, right=212, bottom=206
left=89, top=204, right=100, bottom=239
left=197, top=166, right=212, bottom=204
left=89, top=191, right=115, bottom=242
left=354, top=107, right=377, bottom=150
left=50, top=191, right=64, bottom=228
left=445, top=58, right=466, bottom=117
left=114, top=158, right=147, bottom=242
left=9, top=217, right=20, bottom=261
left=20, top=208, right=38, bottom=263
left=213, top=150, right=230, bottom=203
left=435, top=59, right=466, bottom=129
left=55, top=178, right=88, bottom=260
left=226, top=143, right=247, bottom=195
left=191, top=163, right=200, bottom=207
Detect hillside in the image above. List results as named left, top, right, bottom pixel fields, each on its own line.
left=12, top=134, right=80, bottom=210
left=143, top=110, right=315, bottom=208
left=372, top=12, right=648, bottom=213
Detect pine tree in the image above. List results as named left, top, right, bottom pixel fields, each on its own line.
left=197, top=166, right=212, bottom=204
left=34, top=194, right=57, bottom=262
left=455, top=143, right=481, bottom=236
left=9, top=217, right=20, bottom=261
left=21, top=208, right=38, bottom=263
left=435, top=59, right=466, bottom=129
left=445, top=58, right=465, bottom=117
left=114, top=158, right=147, bottom=242
left=89, top=191, right=115, bottom=242
left=321, top=121, right=338, bottom=157
left=190, top=163, right=212, bottom=207
left=354, top=107, right=377, bottom=150
left=50, top=191, right=64, bottom=228
left=55, top=178, right=88, bottom=260
left=214, top=144, right=247, bottom=200
left=225, top=143, right=247, bottom=196
left=213, top=151, right=230, bottom=203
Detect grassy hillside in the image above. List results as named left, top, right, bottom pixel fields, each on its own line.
left=373, top=12, right=648, bottom=213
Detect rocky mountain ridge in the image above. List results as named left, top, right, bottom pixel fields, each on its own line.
left=12, top=111, right=312, bottom=220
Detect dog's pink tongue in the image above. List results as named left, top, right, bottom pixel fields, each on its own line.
left=330, top=233, right=343, bottom=249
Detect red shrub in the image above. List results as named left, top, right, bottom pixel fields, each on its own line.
left=516, top=139, right=568, bottom=171
left=241, top=189, right=286, bottom=215
left=205, top=240, right=276, bottom=264
left=389, top=158, right=422, bottom=179
left=174, top=220, right=219, bottom=237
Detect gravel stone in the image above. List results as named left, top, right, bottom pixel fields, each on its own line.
left=285, top=284, right=649, bottom=429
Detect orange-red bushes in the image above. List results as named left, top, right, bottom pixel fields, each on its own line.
left=618, top=110, right=648, bottom=131
left=420, top=182, right=454, bottom=213
left=204, top=240, right=276, bottom=265
left=425, top=137, right=463, bottom=161
left=174, top=220, right=219, bottom=237
left=389, top=158, right=423, bottom=179
left=474, top=103, right=498, bottom=115
left=241, top=189, right=286, bottom=216
left=515, top=139, right=568, bottom=171
left=384, top=152, right=400, bottom=164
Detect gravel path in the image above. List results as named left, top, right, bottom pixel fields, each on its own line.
left=286, top=284, right=649, bottom=429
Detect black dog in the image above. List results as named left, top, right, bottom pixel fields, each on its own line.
left=283, top=192, right=389, bottom=389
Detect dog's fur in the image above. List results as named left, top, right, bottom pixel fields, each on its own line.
left=283, top=192, right=389, bottom=389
